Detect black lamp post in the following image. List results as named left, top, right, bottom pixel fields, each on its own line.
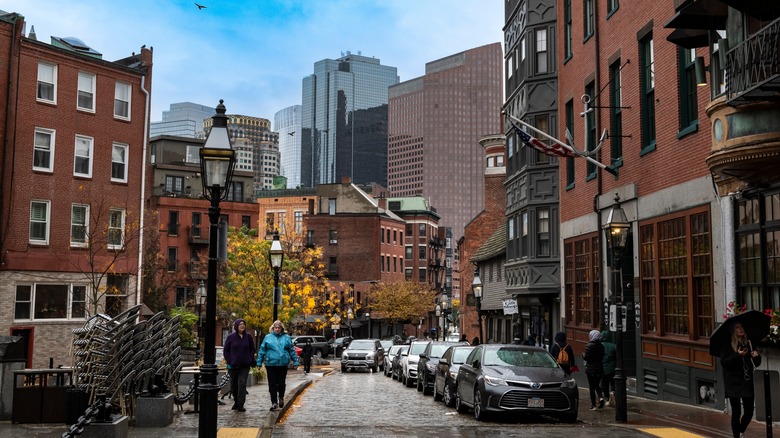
left=196, top=281, right=206, bottom=362
left=472, top=267, right=483, bottom=345
left=604, top=193, right=630, bottom=423
left=435, top=304, right=442, bottom=341
left=347, top=307, right=354, bottom=337
left=269, top=230, right=284, bottom=322
left=198, top=100, right=235, bottom=438
left=442, top=298, right=449, bottom=339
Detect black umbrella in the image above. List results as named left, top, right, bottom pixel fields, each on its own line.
left=709, top=309, right=771, bottom=356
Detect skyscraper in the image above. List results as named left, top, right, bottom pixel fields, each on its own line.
left=387, top=43, right=503, bottom=241
left=301, top=52, right=399, bottom=187
left=275, top=105, right=302, bottom=188
left=150, top=102, right=214, bottom=138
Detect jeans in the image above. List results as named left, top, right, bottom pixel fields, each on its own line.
left=266, top=366, right=289, bottom=405
left=229, top=366, right=249, bottom=408
left=728, top=396, right=754, bottom=438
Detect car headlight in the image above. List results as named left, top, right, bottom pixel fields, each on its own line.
left=366, top=353, right=374, bottom=360
left=341, top=353, right=348, bottom=360
left=561, top=377, right=577, bottom=389
left=483, top=375, right=506, bottom=386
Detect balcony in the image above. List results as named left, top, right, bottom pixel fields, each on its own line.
left=188, top=226, right=208, bottom=245
left=154, top=186, right=193, bottom=198
left=726, top=16, right=780, bottom=106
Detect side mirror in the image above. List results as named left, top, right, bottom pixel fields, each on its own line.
left=419, top=353, right=428, bottom=359
left=439, top=358, right=449, bottom=366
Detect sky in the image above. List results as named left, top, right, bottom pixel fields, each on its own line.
left=10, top=0, right=504, bottom=127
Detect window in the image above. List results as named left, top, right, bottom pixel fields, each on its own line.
left=565, top=100, right=575, bottom=188
left=736, top=192, right=780, bottom=313
left=418, top=223, right=426, bottom=237
left=609, top=61, right=623, bottom=168
left=406, top=223, right=413, bottom=236
left=30, top=200, right=50, bottom=244
left=564, top=0, right=572, bottom=60
left=277, top=211, right=286, bottom=234
left=534, top=115, right=550, bottom=164
left=266, top=212, right=275, bottom=234
left=564, top=234, right=600, bottom=326
left=639, top=207, right=713, bottom=338
left=328, top=257, right=338, bottom=275
left=405, top=246, right=413, bottom=260
left=71, top=204, right=89, bottom=246
left=192, top=212, right=203, bottom=238
left=114, top=81, right=131, bottom=119
left=329, top=229, right=338, bottom=244
left=111, top=143, right=128, bottom=182
left=37, top=62, right=56, bottom=103
left=607, top=0, right=619, bottom=15
left=175, top=287, right=191, bottom=307
left=33, top=128, right=55, bottom=172
left=711, top=30, right=727, bottom=97
left=419, top=268, right=426, bottom=282
left=74, top=135, right=93, bottom=177
left=242, top=215, right=251, bottom=229
left=77, top=72, right=95, bottom=111
left=419, top=245, right=426, bottom=259
left=14, top=284, right=86, bottom=320
left=381, top=227, right=385, bottom=243
left=678, top=48, right=698, bottom=134
left=167, top=247, right=178, bottom=272
left=585, top=81, right=597, bottom=178
left=307, top=230, right=315, bottom=246
left=186, top=145, right=201, bottom=164
left=294, top=211, right=303, bottom=234
left=521, top=211, right=528, bottom=258
left=519, top=36, right=526, bottom=62
left=537, top=208, right=550, bottom=257
left=405, top=268, right=413, bottom=280
left=508, top=216, right=516, bottom=260
left=640, top=35, right=656, bottom=153
left=226, top=181, right=243, bottom=201
left=328, top=198, right=336, bottom=215
left=583, top=0, right=594, bottom=40
left=165, top=175, right=184, bottom=194
left=108, top=208, right=125, bottom=249
left=168, top=211, right=179, bottom=236
left=393, top=230, right=397, bottom=244
left=535, top=28, right=548, bottom=74
left=105, top=274, right=127, bottom=316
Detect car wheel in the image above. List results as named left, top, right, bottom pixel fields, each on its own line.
left=455, top=391, right=468, bottom=414
left=315, top=349, right=323, bottom=358
left=416, top=376, right=424, bottom=392
left=473, top=388, right=488, bottom=421
left=405, top=375, right=414, bottom=388
left=443, top=381, right=455, bottom=407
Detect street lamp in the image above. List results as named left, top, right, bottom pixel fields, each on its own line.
left=442, top=298, right=449, bottom=339
left=472, top=267, right=483, bottom=345
left=269, top=229, right=284, bottom=322
left=198, top=100, right=235, bottom=438
left=365, top=312, right=371, bottom=338
left=604, top=193, right=630, bottom=423
left=435, top=304, right=442, bottom=341
left=347, top=307, right=354, bottom=337
left=196, top=281, right=206, bottom=362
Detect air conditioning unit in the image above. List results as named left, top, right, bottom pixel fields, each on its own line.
left=329, top=240, right=338, bottom=244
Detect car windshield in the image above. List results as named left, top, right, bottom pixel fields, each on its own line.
left=429, top=344, right=450, bottom=358
left=452, top=347, right=475, bottom=364
left=389, top=345, right=403, bottom=355
left=348, top=340, right=375, bottom=349
left=410, top=342, right=428, bottom=354
left=483, top=347, right=558, bottom=368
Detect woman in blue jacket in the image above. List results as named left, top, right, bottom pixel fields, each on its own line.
left=257, top=320, right=298, bottom=411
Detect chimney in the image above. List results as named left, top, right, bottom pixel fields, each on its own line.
left=378, top=198, right=388, bottom=210
left=341, top=176, right=352, bottom=185
left=28, top=25, right=37, bottom=41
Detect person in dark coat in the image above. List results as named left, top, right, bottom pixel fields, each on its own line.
left=720, top=322, right=761, bottom=438
left=523, top=333, right=537, bottom=346
left=301, top=340, right=314, bottom=374
left=549, top=331, right=575, bottom=375
left=223, top=318, right=255, bottom=412
left=582, top=329, right=605, bottom=410
left=601, top=330, right=617, bottom=406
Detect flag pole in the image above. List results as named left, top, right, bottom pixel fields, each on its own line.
left=505, top=113, right=616, bottom=176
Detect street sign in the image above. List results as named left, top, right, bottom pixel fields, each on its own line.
left=331, top=324, right=340, bottom=330
left=609, top=305, right=627, bottom=332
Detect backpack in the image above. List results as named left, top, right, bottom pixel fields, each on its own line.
left=557, top=343, right=570, bottom=366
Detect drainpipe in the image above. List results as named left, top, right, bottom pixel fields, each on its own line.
left=1, top=14, right=20, bottom=257
left=137, top=74, right=150, bottom=310
left=722, top=193, right=736, bottom=306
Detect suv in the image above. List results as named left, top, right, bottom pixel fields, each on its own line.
left=341, top=339, right=385, bottom=373
left=329, top=336, right=353, bottom=357
left=417, top=341, right=465, bottom=394
left=290, top=335, right=330, bottom=358
left=402, top=340, right=430, bottom=387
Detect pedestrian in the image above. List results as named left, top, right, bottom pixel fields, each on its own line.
left=301, top=339, right=313, bottom=374
left=601, top=329, right=616, bottom=407
left=257, top=320, right=298, bottom=411
left=223, top=318, right=255, bottom=412
left=720, top=322, right=761, bottom=438
left=549, top=331, right=575, bottom=375
left=459, top=334, right=468, bottom=343
left=582, top=329, right=605, bottom=410
left=471, top=336, right=480, bottom=346
left=523, top=333, right=536, bottom=346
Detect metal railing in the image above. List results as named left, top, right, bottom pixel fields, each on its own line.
left=727, top=16, right=780, bottom=103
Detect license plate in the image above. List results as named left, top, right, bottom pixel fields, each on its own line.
left=528, top=398, right=544, bottom=408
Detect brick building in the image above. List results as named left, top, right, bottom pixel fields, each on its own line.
left=0, top=12, right=152, bottom=367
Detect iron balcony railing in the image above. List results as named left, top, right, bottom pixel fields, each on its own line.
left=727, top=16, right=780, bottom=104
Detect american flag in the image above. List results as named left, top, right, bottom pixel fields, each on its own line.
left=513, top=124, right=577, bottom=158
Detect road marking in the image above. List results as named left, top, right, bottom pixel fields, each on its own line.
left=217, top=427, right=260, bottom=438
left=638, top=427, right=706, bottom=438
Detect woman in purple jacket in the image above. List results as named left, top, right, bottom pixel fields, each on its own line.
left=223, top=318, right=255, bottom=412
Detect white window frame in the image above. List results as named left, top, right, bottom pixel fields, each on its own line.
left=37, top=62, right=57, bottom=103
left=13, top=283, right=88, bottom=321
left=77, top=72, right=96, bottom=112
left=111, top=142, right=128, bottom=182
left=535, top=28, right=548, bottom=74
left=108, top=208, right=125, bottom=250
left=74, top=135, right=94, bottom=177
left=71, top=203, right=90, bottom=247
left=114, top=81, right=131, bottom=120
left=29, top=200, right=50, bottom=245
left=33, top=127, right=55, bottom=172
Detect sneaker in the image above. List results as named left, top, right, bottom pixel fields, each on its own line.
left=237, top=406, right=246, bottom=412
left=598, top=398, right=606, bottom=408
left=270, top=403, right=278, bottom=411
left=590, top=406, right=598, bottom=411
left=279, top=397, right=285, bottom=408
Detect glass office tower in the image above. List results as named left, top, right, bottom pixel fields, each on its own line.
left=275, top=105, right=302, bottom=188
left=301, top=53, right=399, bottom=187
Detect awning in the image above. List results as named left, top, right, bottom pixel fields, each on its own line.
left=666, top=27, right=712, bottom=48
left=664, top=0, right=727, bottom=30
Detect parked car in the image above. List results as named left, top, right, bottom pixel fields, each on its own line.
left=290, top=335, right=330, bottom=358
left=380, top=339, right=394, bottom=352
left=402, top=340, right=430, bottom=387
left=329, top=336, right=353, bottom=357
left=391, top=344, right=409, bottom=380
left=341, top=339, right=385, bottom=373
left=417, top=341, right=466, bottom=394
left=455, top=344, right=578, bottom=422
left=384, top=344, right=405, bottom=377
left=433, top=345, right=476, bottom=406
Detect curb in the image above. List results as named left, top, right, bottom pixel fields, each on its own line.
left=259, top=369, right=334, bottom=438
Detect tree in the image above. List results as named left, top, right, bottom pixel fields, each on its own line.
left=368, top=281, right=438, bottom=337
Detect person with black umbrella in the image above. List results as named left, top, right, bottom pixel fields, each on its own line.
left=720, top=322, right=761, bottom=438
